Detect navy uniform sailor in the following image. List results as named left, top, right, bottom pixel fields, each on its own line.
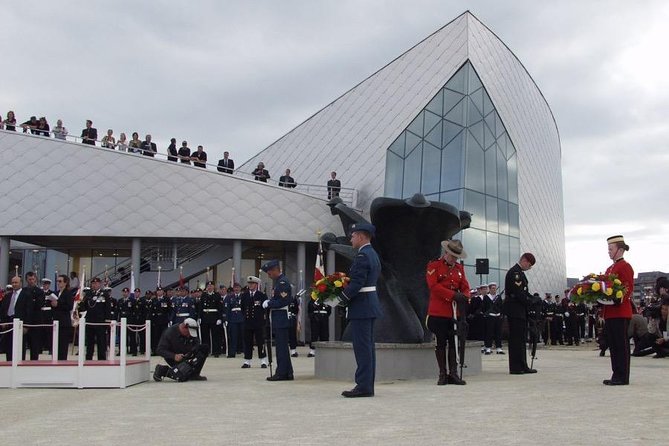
left=261, top=259, right=294, bottom=381
left=338, top=223, right=382, bottom=398
left=80, top=277, right=112, bottom=360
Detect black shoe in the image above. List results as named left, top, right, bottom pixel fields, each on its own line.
left=213, top=354, right=220, bottom=358
left=496, top=350, right=505, bottom=355
left=261, top=363, right=268, bottom=369
left=523, top=368, right=537, bottom=374
left=241, top=363, right=251, bottom=368
left=307, top=353, right=315, bottom=358
left=266, top=375, right=294, bottom=381
left=291, top=353, right=298, bottom=358
left=190, top=375, right=207, bottom=381
left=510, top=370, right=525, bottom=375
left=341, top=388, right=374, bottom=398
left=153, top=365, right=167, bottom=382
left=447, top=374, right=466, bottom=385
left=653, top=353, right=667, bottom=358
left=599, top=350, right=606, bottom=357
left=603, top=379, right=626, bottom=386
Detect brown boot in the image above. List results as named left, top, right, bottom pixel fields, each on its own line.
left=435, top=348, right=447, bottom=385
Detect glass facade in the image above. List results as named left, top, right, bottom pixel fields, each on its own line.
left=384, top=61, right=519, bottom=286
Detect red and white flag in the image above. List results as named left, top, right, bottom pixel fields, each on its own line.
left=314, top=239, right=325, bottom=282
left=74, top=268, right=86, bottom=303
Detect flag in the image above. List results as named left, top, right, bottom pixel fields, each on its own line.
left=314, top=239, right=325, bottom=283
left=130, top=269, right=136, bottom=298
left=179, top=267, right=184, bottom=289
left=74, top=268, right=86, bottom=303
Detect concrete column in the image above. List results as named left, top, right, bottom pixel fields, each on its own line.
left=0, top=237, right=9, bottom=288
left=297, top=242, right=307, bottom=343
left=326, top=249, right=337, bottom=340
left=232, top=240, right=242, bottom=283
left=131, top=238, right=141, bottom=290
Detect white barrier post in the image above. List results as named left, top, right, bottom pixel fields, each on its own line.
left=51, top=320, right=59, bottom=364
left=109, top=321, right=117, bottom=363
left=145, top=320, right=151, bottom=360
left=77, top=317, right=86, bottom=388
left=11, top=318, right=21, bottom=388
left=120, top=318, right=127, bottom=388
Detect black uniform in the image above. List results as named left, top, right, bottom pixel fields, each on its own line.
left=199, top=291, right=224, bottom=356
left=37, top=288, right=56, bottom=354
left=131, top=295, right=149, bottom=354
left=288, top=296, right=300, bottom=352
left=150, top=295, right=172, bottom=354
left=467, top=294, right=485, bottom=341
left=117, top=296, right=137, bottom=354
left=551, top=301, right=565, bottom=345
left=576, top=302, right=587, bottom=341
left=541, top=299, right=555, bottom=345
left=80, top=287, right=112, bottom=360
left=307, top=299, right=331, bottom=349
left=503, top=263, right=532, bottom=373
left=241, top=288, right=268, bottom=361
left=564, top=298, right=579, bottom=345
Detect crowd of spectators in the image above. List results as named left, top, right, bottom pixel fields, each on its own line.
left=2, top=110, right=344, bottom=198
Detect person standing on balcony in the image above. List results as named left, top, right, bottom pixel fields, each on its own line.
left=178, top=140, right=191, bottom=164
left=52, top=119, right=68, bottom=140
left=167, top=138, right=178, bottom=162
left=191, top=145, right=207, bottom=168
left=217, top=151, right=234, bottom=173
left=141, top=134, right=157, bottom=157
left=81, top=119, right=98, bottom=145
left=279, top=168, right=297, bottom=188
left=327, top=171, right=341, bottom=199
left=101, top=129, right=116, bottom=149
left=252, top=162, right=270, bottom=182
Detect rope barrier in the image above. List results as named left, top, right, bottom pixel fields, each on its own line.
left=127, top=326, right=147, bottom=332
left=0, top=328, right=13, bottom=335
left=23, top=323, right=57, bottom=328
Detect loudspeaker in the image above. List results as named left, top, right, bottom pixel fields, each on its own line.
left=475, top=258, right=489, bottom=275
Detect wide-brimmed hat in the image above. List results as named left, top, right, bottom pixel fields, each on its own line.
left=441, top=239, right=467, bottom=259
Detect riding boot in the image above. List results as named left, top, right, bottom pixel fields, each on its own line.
left=447, top=345, right=466, bottom=385
left=435, top=348, right=447, bottom=385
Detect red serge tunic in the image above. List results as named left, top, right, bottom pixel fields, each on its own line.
left=426, top=259, right=471, bottom=318
left=602, top=258, right=634, bottom=320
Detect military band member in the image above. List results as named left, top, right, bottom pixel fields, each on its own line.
left=601, top=235, right=634, bottom=386
left=79, top=277, right=112, bottom=360
left=117, top=287, right=137, bottom=355
left=150, top=287, right=172, bottom=355
left=503, top=253, right=537, bottom=374
left=426, top=239, right=470, bottom=386
left=261, top=259, right=295, bottom=381
left=199, top=281, right=224, bottom=357
left=241, top=277, right=268, bottom=368
left=224, top=283, right=245, bottom=358
left=339, top=223, right=382, bottom=397
left=307, top=297, right=332, bottom=357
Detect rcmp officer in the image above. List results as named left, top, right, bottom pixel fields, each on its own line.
left=503, top=253, right=537, bottom=374
left=117, top=287, right=136, bottom=355
left=426, top=239, right=470, bottom=386
left=241, top=277, right=269, bottom=368
left=38, top=278, right=56, bottom=354
left=224, top=283, right=245, bottom=358
left=307, top=296, right=332, bottom=357
left=199, top=281, right=224, bottom=357
left=150, top=287, right=172, bottom=355
left=261, top=259, right=295, bottom=381
left=338, top=223, right=382, bottom=397
left=79, top=277, right=111, bottom=360
left=131, top=288, right=148, bottom=355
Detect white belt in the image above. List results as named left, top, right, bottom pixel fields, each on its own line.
left=359, top=286, right=376, bottom=292
left=488, top=313, right=500, bottom=317
left=203, top=309, right=218, bottom=313
left=176, top=313, right=190, bottom=317
left=317, top=311, right=329, bottom=314
left=231, top=308, right=241, bottom=312
left=41, top=307, right=52, bottom=311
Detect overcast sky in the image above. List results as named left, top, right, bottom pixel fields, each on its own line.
left=2, top=0, right=667, bottom=279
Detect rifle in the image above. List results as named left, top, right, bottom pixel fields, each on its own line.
left=452, top=298, right=469, bottom=380
left=265, top=307, right=274, bottom=377
left=528, top=294, right=542, bottom=369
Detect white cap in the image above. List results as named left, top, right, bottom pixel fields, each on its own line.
left=183, top=318, right=199, bottom=337
left=247, top=275, right=261, bottom=284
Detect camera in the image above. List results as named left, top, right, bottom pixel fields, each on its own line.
left=643, top=304, right=661, bottom=319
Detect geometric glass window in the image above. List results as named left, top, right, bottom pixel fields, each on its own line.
left=384, top=60, right=520, bottom=280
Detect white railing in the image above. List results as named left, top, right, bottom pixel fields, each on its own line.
left=0, top=128, right=357, bottom=206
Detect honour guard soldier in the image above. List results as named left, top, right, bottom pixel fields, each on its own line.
left=338, top=223, right=382, bottom=396
left=131, top=288, right=148, bottom=355
left=426, top=240, right=470, bottom=386
left=172, top=287, right=197, bottom=325
left=118, top=287, right=137, bottom=355
left=552, top=295, right=565, bottom=345
left=199, top=281, right=224, bottom=357
left=288, top=292, right=300, bottom=357
left=241, top=277, right=268, bottom=368
left=542, top=294, right=555, bottom=345
left=38, top=278, right=56, bottom=354
left=261, top=259, right=295, bottom=381
left=224, top=284, right=245, bottom=358
left=576, top=300, right=587, bottom=343
left=307, top=297, right=332, bottom=357
left=503, top=253, right=537, bottom=374
left=79, top=277, right=112, bottom=360
left=150, top=287, right=172, bottom=355
left=563, top=293, right=579, bottom=346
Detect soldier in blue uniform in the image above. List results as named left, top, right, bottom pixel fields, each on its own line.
left=241, top=276, right=269, bottom=368
left=150, top=287, right=172, bottom=355
left=117, top=287, right=137, bottom=355
left=261, top=259, right=294, bottom=381
left=172, top=287, right=197, bottom=325
left=338, top=223, right=382, bottom=398
left=224, top=283, right=245, bottom=358
left=79, top=277, right=112, bottom=360
left=199, top=281, right=224, bottom=357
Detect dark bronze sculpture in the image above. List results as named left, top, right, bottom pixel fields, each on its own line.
left=323, top=194, right=471, bottom=343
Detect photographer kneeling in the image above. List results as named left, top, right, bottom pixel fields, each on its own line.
left=647, top=299, right=669, bottom=358
left=153, top=318, right=209, bottom=382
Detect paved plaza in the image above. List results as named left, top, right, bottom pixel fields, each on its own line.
left=2, top=345, right=667, bottom=445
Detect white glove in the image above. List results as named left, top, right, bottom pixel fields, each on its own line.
left=168, top=321, right=173, bottom=327
left=216, top=319, right=222, bottom=326
left=262, top=300, right=269, bottom=309
left=564, top=312, right=570, bottom=318
left=197, top=318, right=202, bottom=324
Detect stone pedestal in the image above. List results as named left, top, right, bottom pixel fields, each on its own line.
left=313, top=341, right=482, bottom=381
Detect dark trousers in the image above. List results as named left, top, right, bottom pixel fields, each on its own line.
left=201, top=323, right=222, bottom=355
left=273, top=327, right=293, bottom=378
left=85, top=325, right=108, bottom=360
left=289, top=319, right=298, bottom=349
left=309, top=317, right=329, bottom=348
left=550, top=317, right=564, bottom=344
left=605, top=318, right=630, bottom=383
left=507, top=317, right=528, bottom=373
left=243, top=326, right=266, bottom=360
left=588, top=316, right=596, bottom=338
left=484, top=316, right=502, bottom=349
left=57, top=325, right=71, bottom=360
left=577, top=316, right=586, bottom=339
left=151, top=322, right=168, bottom=354
left=137, top=326, right=147, bottom=353
left=350, top=318, right=376, bottom=393
left=426, top=315, right=457, bottom=373
left=40, top=321, right=53, bottom=353
left=227, top=322, right=243, bottom=357
left=127, top=328, right=137, bottom=355
left=565, top=316, right=579, bottom=344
